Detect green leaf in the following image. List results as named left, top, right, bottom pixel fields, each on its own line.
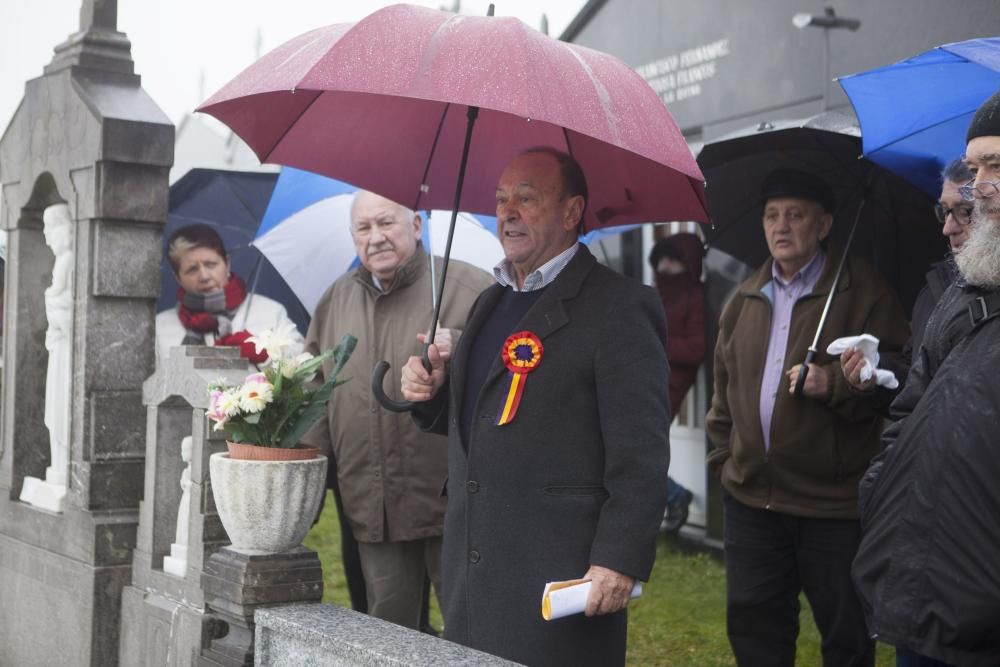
left=296, top=350, right=333, bottom=377
left=279, top=334, right=357, bottom=448
left=244, top=412, right=262, bottom=424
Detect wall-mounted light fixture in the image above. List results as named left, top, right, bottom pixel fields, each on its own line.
left=792, top=7, right=862, bottom=110
left=793, top=7, right=861, bottom=32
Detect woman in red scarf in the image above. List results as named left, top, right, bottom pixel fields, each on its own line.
left=649, top=233, right=706, bottom=533
left=155, top=224, right=303, bottom=365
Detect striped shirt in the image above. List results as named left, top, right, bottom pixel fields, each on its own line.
left=493, top=243, right=580, bottom=292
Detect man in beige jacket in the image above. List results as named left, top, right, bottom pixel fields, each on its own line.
left=303, top=191, right=492, bottom=628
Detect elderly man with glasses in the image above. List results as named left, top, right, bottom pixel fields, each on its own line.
left=842, top=158, right=973, bottom=393
left=852, top=87, right=1000, bottom=667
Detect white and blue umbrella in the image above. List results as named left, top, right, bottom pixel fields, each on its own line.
left=253, top=167, right=503, bottom=314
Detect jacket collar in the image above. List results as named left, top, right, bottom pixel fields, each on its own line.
left=454, top=243, right=596, bottom=405
left=742, top=243, right=852, bottom=300
left=352, top=243, right=428, bottom=296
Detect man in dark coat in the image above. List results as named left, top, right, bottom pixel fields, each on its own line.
left=400, top=148, right=670, bottom=666
left=852, top=88, right=1000, bottom=667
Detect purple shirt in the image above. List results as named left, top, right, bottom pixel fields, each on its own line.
left=758, top=250, right=826, bottom=451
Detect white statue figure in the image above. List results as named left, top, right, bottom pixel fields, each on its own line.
left=20, top=203, right=74, bottom=512
left=164, top=436, right=193, bottom=578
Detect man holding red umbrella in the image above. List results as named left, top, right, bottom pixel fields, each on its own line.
left=401, top=148, right=670, bottom=666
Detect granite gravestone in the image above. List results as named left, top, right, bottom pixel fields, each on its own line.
left=119, top=345, right=246, bottom=667
left=0, top=0, right=172, bottom=664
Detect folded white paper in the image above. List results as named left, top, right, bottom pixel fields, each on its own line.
left=541, top=578, right=643, bottom=621
left=826, top=333, right=898, bottom=390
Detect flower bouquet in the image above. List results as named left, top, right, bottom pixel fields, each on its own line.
left=207, top=324, right=357, bottom=455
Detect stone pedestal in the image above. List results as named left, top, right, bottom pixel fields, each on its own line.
left=200, top=547, right=324, bottom=667
left=163, top=543, right=190, bottom=578
left=18, top=470, right=68, bottom=512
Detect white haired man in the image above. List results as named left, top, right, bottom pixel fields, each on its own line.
left=852, top=87, right=1000, bottom=667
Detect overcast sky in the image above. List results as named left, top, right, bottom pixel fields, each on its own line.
left=0, top=0, right=587, bottom=131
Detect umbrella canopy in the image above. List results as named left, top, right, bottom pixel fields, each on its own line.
left=160, top=168, right=310, bottom=333
left=698, top=111, right=943, bottom=315
left=196, top=3, right=708, bottom=232
left=838, top=37, right=1000, bottom=196
left=254, top=191, right=504, bottom=314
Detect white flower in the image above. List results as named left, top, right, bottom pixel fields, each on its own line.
left=217, top=390, right=242, bottom=417
left=238, top=378, right=274, bottom=414
left=246, top=321, right=300, bottom=361
left=280, top=352, right=316, bottom=380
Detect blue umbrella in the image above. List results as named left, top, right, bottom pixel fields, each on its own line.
left=160, top=168, right=311, bottom=334
left=838, top=37, right=1000, bottom=196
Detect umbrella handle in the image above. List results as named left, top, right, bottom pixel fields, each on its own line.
left=792, top=348, right=818, bottom=398
left=371, top=347, right=434, bottom=413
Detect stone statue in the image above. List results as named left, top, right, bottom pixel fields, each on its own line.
left=163, top=436, right=193, bottom=577
left=20, top=203, right=74, bottom=512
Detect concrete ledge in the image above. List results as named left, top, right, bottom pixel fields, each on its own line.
left=255, top=604, right=523, bottom=666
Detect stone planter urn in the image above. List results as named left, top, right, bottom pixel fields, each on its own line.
left=209, top=452, right=327, bottom=552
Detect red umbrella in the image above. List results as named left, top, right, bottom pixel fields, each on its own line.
left=198, top=3, right=708, bottom=409
left=198, top=3, right=706, bottom=229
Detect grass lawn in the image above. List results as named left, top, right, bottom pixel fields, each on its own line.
left=304, top=491, right=893, bottom=666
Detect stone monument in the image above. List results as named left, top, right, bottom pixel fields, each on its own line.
left=119, top=345, right=247, bottom=667
left=0, top=0, right=173, bottom=664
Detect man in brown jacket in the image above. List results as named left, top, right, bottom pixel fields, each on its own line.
left=706, top=169, right=908, bottom=667
left=302, top=191, right=492, bottom=629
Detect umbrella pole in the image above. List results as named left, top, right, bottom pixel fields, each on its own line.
left=372, top=105, right=481, bottom=412
left=425, top=210, right=438, bottom=313
left=238, top=253, right=264, bottom=331
left=793, top=194, right=866, bottom=397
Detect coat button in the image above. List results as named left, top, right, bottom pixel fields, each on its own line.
left=466, top=480, right=479, bottom=493
left=469, top=549, right=480, bottom=564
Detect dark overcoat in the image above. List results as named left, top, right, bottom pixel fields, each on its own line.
left=416, top=245, right=670, bottom=667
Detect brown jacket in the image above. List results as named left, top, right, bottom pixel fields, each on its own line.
left=302, top=247, right=493, bottom=542
left=706, top=246, right=908, bottom=519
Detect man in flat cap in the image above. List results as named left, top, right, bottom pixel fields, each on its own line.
left=706, top=168, right=908, bottom=666
left=852, top=88, right=1000, bottom=667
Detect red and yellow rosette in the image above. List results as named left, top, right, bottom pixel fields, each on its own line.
left=496, top=331, right=544, bottom=426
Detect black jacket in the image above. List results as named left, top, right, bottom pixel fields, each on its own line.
left=852, top=281, right=1000, bottom=667
left=902, top=259, right=959, bottom=370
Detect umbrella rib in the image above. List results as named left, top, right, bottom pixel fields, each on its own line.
left=414, top=102, right=452, bottom=212
left=260, top=90, right=324, bottom=164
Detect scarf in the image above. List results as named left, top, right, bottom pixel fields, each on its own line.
left=176, top=273, right=248, bottom=344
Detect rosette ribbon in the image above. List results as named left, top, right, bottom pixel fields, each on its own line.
left=496, top=331, right=544, bottom=426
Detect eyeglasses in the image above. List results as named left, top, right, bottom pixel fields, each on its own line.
left=958, top=179, right=1000, bottom=202
left=933, top=202, right=973, bottom=225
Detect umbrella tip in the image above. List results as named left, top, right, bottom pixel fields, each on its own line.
left=756, top=121, right=774, bottom=132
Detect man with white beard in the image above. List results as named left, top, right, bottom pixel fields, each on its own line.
left=851, top=88, right=1000, bottom=667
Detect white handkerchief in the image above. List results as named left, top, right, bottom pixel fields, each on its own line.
left=826, top=334, right=898, bottom=390
left=541, top=578, right=643, bottom=621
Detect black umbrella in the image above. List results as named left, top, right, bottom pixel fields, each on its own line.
left=162, top=168, right=311, bottom=334
left=698, top=110, right=944, bottom=395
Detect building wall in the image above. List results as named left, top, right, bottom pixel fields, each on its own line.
left=566, top=0, right=1000, bottom=142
